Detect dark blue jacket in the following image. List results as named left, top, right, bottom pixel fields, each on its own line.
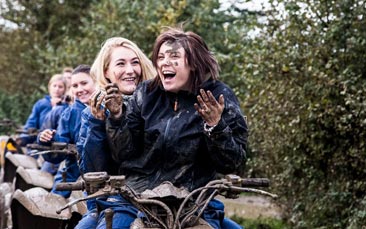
left=78, top=107, right=118, bottom=176
left=19, top=95, right=53, bottom=146
left=39, top=103, right=69, bottom=175
left=40, top=103, right=69, bottom=131
left=40, top=99, right=86, bottom=198
left=24, top=95, right=52, bottom=130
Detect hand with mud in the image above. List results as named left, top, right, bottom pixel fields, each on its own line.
left=104, top=83, right=123, bottom=119
left=90, top=90, right=107, bottom=120
left=194, top=89, right=224, bottom=127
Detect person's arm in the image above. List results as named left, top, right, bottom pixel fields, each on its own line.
left=78, top=107, right=118, bottom=175
left=24, top=100, right=41, bottom=130
left=106, top=87, right=144, bottom=164
left=202, top=86, right=248, bottom=174
left=40, top=105, right=68, bottom=131
left=42, top=107, right=73, bottom=164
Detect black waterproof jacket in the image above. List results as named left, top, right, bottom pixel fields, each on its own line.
left=106, top=78, right=248, bottom=193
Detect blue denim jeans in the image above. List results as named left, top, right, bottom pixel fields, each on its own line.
left=76, top=195, right=242, bottom=229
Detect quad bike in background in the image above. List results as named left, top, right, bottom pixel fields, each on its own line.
left=0, top=142, right=86, bottom=229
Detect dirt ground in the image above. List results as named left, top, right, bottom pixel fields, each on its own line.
left=219, top=195, right=283, bottom=219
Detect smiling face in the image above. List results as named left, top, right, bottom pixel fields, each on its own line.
left=105, top=46, right=142, bottom=95
left=157, top=41, right=191, bottom=93
left=71, top=72, right=96, bottom=105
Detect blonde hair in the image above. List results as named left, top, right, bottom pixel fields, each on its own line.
left=48, top=73, right=67, bottom=93
left=91, top=37, right=156, bottom=89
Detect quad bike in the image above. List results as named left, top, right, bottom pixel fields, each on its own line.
left=0, top=127, right=43, bottom=228
left=56, top=172, right=278, bottom=229
left=0, top=119, right=25, bottom=172
left=0, top=142, right=86, bottom=229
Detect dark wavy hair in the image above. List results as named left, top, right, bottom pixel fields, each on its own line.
left=151, top=27, right=220, bottom=94
left=72, top=64, right=91, bottom=75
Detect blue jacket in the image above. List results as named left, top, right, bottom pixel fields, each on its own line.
left=77, top=99, right=128, bottom=211
left=40, top=103, right=69, bottom=131
left=24, top=95, right=52, bottom=130
left=78, top=107, right=118, bottom=176
left=40, top=99, right=86, bottom=198
left=39, top=103, right=69, bottom=175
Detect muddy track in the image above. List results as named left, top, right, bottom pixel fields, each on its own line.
left=219, top=195, right=283, bottom=219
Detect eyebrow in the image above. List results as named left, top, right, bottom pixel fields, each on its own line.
left=115, top=57, right=139, bottom=62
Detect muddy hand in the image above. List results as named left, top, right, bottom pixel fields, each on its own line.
left=90, top=90, right=107, bottom=120
left=104, top=83, right=123, bottom=119
left=194, top=89, right=224, bottom=127
left=39, top=129, right=56, bottom=143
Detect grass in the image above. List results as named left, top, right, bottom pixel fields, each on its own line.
left=231, top=215, right=289, bottom=229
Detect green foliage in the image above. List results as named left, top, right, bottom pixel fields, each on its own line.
left=3, top=0, right=366, bottom=227
left=0, top=89, right=40, bottom=125
left=1, top=0, right=257, bottom=126
left=50, top=0, right=256, bottom=87
left=232, top=215, right=289, bottom=229
left=243, top=0, right=366, bottom=227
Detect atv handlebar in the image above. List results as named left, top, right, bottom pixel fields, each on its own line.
left=242, top=178, right=270, bottom=187
left=26, top=142, right=78, bottom=156
left=55, top=181, right=84, bottom=191
left=224, top=174, right=270, bottom=187
left=55, top=172, right=277, bottom=222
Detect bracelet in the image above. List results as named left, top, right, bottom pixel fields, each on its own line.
left=203, top=122, right=217, bottom=136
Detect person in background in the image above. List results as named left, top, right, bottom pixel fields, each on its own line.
left=101, top=26, right=248, bottom=228
left=38, top=64, right=96, bottom=198
left=62, top=66, right=74, bottom=104
left=19, top=74, right=66, bottom=146
left=62, top=67, right=73, bottom=91
left=39, top=67, right=75, bottom=175
left=75, top=37, right=155, bottom=229
left=38, top=99, right=69, bottom=175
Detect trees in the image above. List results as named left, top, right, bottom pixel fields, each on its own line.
left=0, top=0, right=256, bottom=124
left=0, top=0, right=96, bottom=123
left=2, top=0, right=366, bottom=227
left=244, top=0, right=366, bottom=227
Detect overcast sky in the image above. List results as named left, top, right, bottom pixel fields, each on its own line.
left=220, top=0, right=270, bottom=11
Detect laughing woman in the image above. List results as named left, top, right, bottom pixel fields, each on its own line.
left=104, top=27, right=248, bottom=229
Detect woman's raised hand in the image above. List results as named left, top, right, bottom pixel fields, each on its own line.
left=90, top=90, right=107, bottom=120
left=104, top=83, right=123, bottom=119
left=194, top=89, right=224, bottom=127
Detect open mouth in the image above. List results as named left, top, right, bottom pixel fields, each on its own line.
left=162, top=71, right=176, bottom=79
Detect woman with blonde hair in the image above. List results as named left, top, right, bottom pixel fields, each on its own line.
left=20, top=74, right=67, bottom=146
left=75, top=37, right=155, bottom=229
left=24, top=74, right=67, bottom=130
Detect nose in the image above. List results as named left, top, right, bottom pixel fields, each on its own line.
left=125, top=63, right=134, bottom=74
left=162, top=57, right=172, bottom=66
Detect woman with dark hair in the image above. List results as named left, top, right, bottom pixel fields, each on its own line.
left=38, top=64, right=96, bottom=198
left=102, top=27, right=248, bottom=228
